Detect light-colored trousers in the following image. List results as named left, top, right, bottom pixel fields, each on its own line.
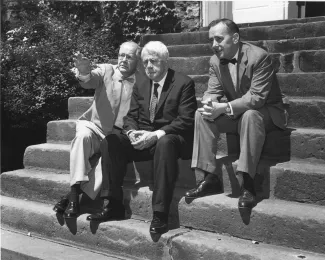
left=191, top=108, right=276, bottom=178
left=70, top=120, right=107, bottom=200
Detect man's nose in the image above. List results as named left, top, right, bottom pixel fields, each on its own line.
left=212, top=40, right=219, bottom=48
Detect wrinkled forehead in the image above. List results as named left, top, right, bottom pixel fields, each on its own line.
left=209, top=23, right=230, bottom=38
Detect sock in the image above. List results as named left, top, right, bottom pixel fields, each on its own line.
left=69, top=184, right=81, bottom=202
left=242, top=172, right=256, bottom=195
left=205, top=173, right=220, bottom=183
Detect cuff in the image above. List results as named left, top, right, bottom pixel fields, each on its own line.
left=126, top=130, right=135, bottom=136
left=227, top=102, right=234, bottom=115
left=154, top=130, right=166, bottom=139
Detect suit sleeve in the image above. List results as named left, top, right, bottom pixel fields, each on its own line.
left=123, top=83, right=140, bottom=132
left=202, top=58, right=224, bottom=102
left=160, top=79, right=197, bottom=135
left=78, top=64, right=108, bottom=90
left=230, top=53, right=273, bottom=117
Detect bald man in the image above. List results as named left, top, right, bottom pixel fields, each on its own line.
left=53, top=41, right=146, bottom=218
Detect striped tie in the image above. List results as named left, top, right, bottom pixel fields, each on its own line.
left=150, top=83, right=159, bottom=123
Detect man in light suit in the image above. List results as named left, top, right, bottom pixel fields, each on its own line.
left=87, top=41, right=197, bottom=234
left=185, top=19, right=287, bottom=209
left=53, top=41, right=145, bottom=218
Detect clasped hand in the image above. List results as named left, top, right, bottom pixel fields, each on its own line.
left=198, top=99, right=227, bottom=121
left=128, top=130, right=158, bottom=150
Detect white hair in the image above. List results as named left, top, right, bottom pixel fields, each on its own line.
left=141, top=41, right=169, bottom=61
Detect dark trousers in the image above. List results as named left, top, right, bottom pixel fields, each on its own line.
left=100, top=133, right=190, bottom=214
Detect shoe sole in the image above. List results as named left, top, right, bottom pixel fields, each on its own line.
left=86, top=216, right=125, bottom=222
left=185, top=192, right=219, bottom=199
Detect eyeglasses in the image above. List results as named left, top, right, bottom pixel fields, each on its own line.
left=118, top=53, right=136, bottom=61
left=142, top=58, right=161, bottom=67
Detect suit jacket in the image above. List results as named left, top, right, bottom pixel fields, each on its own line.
left=204, top=42, right=287, bottom=130
left=79, top=64, right=146, bottom=135
left=123, top=68, right=197, bottom=142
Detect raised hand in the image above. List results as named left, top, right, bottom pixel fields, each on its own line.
left=73, top=52, right=91, bottom=76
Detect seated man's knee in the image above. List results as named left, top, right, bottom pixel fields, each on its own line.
left=241, top=110, right=263, bottom=123
left=156, top=135, right=176, bottom=150
left=75, top=128, right=92, bottom=141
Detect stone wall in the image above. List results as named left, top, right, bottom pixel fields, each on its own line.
left=175, top=1, right=201, bottom=32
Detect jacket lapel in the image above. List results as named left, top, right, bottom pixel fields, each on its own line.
left=219, top=60, right=237, bottom=99
left=237, top=42, right=248, bottom=94
left=155, top=69, right=174, bottom=114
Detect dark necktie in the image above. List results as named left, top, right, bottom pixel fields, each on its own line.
left=149, top=83, right=159, bottom=122
left=220, top=58, right=237, bottom=65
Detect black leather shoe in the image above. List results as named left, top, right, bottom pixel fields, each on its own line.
left=53, top=196, right=69, bottom=214
left=185, top=180, right=222, bottom=199
left=63, top=201, right=80, bottom=218
left=150, top=212, right=168, bottom=234
left=86, top=204, right=125, bottom=222
left=238, top=189, right=256, bottom=209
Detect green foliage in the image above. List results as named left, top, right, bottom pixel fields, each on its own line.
left=1, top=0, right=180, bottom=130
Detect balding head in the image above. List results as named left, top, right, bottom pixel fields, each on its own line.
left=118, top=41, right=141, bottom=77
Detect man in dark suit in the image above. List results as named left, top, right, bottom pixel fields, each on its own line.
left=87, top=41, right=197, bottom=234
left=185, top=19, right=287, bottom=209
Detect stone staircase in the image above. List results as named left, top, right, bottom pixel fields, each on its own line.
left=1, top=17, right=325, bottom=260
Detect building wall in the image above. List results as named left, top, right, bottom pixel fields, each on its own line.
left=202, top=1, right=306, bottom=26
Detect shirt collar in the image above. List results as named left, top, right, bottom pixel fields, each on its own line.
left=114, top=65, right=136, bottom=81
left=153, top=71, right=168, bottom=87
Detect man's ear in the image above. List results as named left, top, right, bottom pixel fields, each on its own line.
left=233, top=33, right=239, bottom=44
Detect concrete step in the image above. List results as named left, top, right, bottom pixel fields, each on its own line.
left=2, top=196, right=325, bottom=256
left=167, top=36, right=325, bottom=57
left=1, top=228, right=127, bottom=260
left=51, top=98, right=324, bottom=143
left=205, top=16, right=325, bottom=30
left=167, top=50, right=325, bottom=76
left=222, top=127, right=325, bottom=161
left=24, top=143, right=70, bottom=171
left=68, top=73, right=325, bottom=120
left=141, top=21, right=325, bottom=46
left=2, top=155, right=325, bottom=211
left=25, top=127, right=325, bottom=171
left=192, top=72, right=325, bottom=97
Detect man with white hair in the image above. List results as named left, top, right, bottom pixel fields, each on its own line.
left=87, top=41, right=197, bottom=235
left=52, top=41, right=145, bottom=219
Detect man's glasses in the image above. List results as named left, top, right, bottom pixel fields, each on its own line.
left=118, top=53, right=136, bottom=61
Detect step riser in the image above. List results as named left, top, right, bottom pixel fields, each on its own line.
left=28, top=128, right=325, bottom=173
left=219, top=158, right=325, bottom=206
left=0, top=198, right=176, bottom=260
left=2, top=193, right=325, bottom=255
left=178, top=196, right=325, bottom=254
left=167, top=37, right=325, bottom=57
left=4, top=197, right=324, bottom=260
left=50, top=100, right=325, bottom=143
left=24, top=144, right=70, bottom=171
left=168, top=51, right=325, bottom=76
left=141, top=21, right=325, bottom=46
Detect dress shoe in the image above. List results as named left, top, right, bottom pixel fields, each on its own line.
left=53, top=196, right=69, bottom=214
left=149, top=211, right=168, bottom=234
left=185, top=180, right=222, bottom=199
left=238, top=188, right=256, bottom=209
left=86, top=204, right=125, bottom=222
left=63, top=201, right=80, bottom=218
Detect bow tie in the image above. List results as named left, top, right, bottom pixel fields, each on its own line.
left=220, top=58, right=237, bottom=65
left=120, top=77, right=135, bottom=83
